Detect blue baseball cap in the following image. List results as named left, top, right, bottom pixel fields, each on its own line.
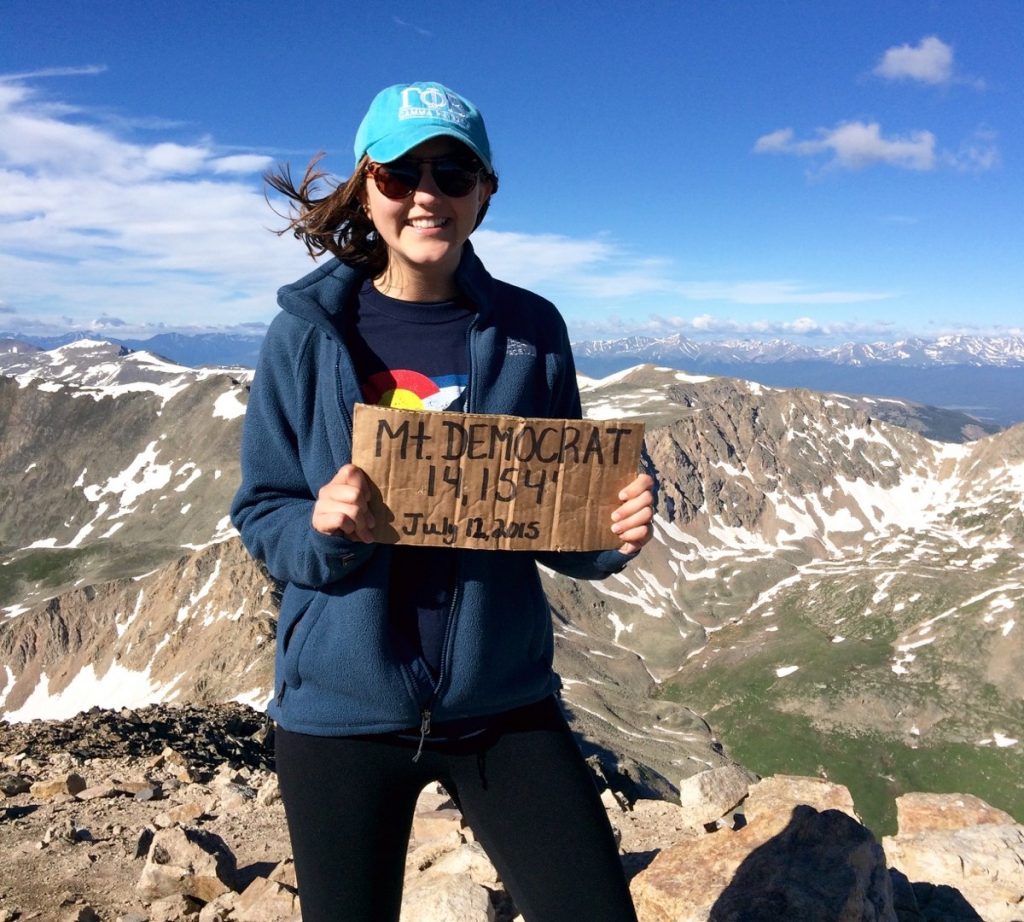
left=354, top=82, right=493, bottom=172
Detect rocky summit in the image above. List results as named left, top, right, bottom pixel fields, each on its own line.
left=1, top=703, right=1021, bottom=921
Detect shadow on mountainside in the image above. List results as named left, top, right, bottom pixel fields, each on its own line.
left=704, top=805, right=980, bottom=922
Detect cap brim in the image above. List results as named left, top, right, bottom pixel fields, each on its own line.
left=365, top=125, right=492, bottom=173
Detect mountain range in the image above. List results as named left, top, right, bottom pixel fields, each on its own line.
left=1, top=340, right=1021, bottom=835
left=4, top=330, right=1024, bottom=429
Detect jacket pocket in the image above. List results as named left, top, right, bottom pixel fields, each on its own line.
left=281, top=590, right=329, bottom=689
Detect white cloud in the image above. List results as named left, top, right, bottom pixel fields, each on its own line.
left=0, top=65, right=107, bottom=81
left=0, top=78, right=311, bottom=329
left=754, top=121, right=936, bottom=171
left=210, top=154, right=275, bottom=174
left=568, top=312, right=900, bottom=341
left=673, top=280, right=893, bottom=305
left=0, top=76, right=906, bottom=337
left=944, top=128, right=1001, bottom=172
left=874, top=36, right=954, bottom=85
left=392, top=16, right=433, bottom=37
left=472, top=230, right=618, bottom=288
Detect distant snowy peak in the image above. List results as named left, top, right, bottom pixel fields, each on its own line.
left=572, top=334, right=1024, bottom=367
left=0, top=329, right=265, bottom=369
left=0, top=338, right=252, bottom=405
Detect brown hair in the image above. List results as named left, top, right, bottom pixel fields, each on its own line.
left=266, top=150, right=497, bottom=276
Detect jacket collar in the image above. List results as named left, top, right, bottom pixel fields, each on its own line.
left=277, top=240, right=494, bottom=341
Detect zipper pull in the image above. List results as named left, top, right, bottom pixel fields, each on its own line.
left=412, top=709, right=431, bottom=763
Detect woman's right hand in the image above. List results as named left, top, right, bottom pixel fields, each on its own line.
left=312, top=464, right=375, bottom=543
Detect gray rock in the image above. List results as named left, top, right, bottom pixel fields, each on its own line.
left=677, top=765, right=751, bottom=829
left=136, top=826, right=236, bottom=903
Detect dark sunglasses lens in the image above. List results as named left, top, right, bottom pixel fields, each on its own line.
left=432, top=163, right=479, bottom=197
left=373, top=163, right=419, bottom=199
left=371, top=159, right=481, bottom=199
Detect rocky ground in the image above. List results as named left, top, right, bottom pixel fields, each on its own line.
left=1, top=704, right=1021, bottom=922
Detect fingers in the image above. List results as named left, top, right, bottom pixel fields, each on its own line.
left=617, top=473, right=654, bottom=502
left=611, top=473, right=655, bottom=555
left=312, top=464, right=376, bottom=542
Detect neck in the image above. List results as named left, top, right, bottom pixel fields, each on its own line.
left=374, top=261, right=460, bottom=302
left=373, top=275, right=457, bottom=302
left=373, top=243, right=466, bottom=301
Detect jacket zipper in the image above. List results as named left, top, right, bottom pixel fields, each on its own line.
left=413, top=562, right=462, bottom=762
left=411, top=316, right=477, bottom=761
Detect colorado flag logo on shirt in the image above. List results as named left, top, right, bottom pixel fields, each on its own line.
left=362, top=370, right=467, bottom=411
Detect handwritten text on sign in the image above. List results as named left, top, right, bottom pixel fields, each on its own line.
left=351, top=404, right=645, bottom=551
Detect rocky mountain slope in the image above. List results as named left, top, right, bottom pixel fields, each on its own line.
left=1, top=344, right=1021, bottom=832
left=1, top=703, right=1021, bottom=921
left=566, top=366, right=1024, bottom=831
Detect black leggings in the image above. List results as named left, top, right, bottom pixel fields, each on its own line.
left=275, top=697, right=638, bottom=922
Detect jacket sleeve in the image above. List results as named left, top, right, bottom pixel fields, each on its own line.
left=531, top=310, right=640, bottom=580
left=230, top=315, right=374, bottom=588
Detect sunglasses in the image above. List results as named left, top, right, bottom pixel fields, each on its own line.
left=366, top=157, right=484, bottom=200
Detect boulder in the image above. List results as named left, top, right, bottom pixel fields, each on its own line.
left=425, top=842, right=502, bottom=888
left=268, top=858, right=298, bottom=889
left=413, top=807, right=467, bottom=843
left=232, top=876, right=301, bottom=922
left=407, top=831, right=466, bottom=876
left=893, top=792, right=1017, bottom=835
left=153, top=801, right=207, bottom=828
left=196, top=893, right=236, bottom=922
left=136, top=826, right=237, bottom=903
left=0, top=773, right=31, bottom=796
left=677, top=765, right=751, bottom=829
left=147, top=895, right=203, bottom=921
left=30, top=772, right=87, bottom=798
left=76, top=781, right=123, bottom=800
left=255, top=774, right=281, bottom=807
left=632, top=782, right=896, bottom=922
left=740, top=774, right=859, bottom=829
left=883, top=822, right=1024, bottom=922
left=401, top=872, right=495, bottom=922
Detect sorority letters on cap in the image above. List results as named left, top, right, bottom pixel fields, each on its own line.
left=351, top=404, right=645, bottom=551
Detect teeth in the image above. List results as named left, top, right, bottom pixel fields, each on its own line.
left=410, top=217, right=447, bottom=228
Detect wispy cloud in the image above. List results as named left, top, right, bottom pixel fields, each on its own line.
left=474, top=231, right=891, bottom=309
left=754, top=121, right=936, bottom=172
left=0, top=77, right=305, bottom=329
left=673, top=280, right=893, bottom=305
left=0, top=65, right=108, bottom=82
left=944, top=128, right=1000, bottom=172
left=872, top=36, right=984, bottom=90
left=392, top=16, right=433, bottom=37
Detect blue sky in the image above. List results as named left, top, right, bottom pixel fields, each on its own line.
left=1, top=1, right=1020, bottom=343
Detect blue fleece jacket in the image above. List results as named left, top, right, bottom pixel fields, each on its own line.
left=230, top=242, right=634, bottom=736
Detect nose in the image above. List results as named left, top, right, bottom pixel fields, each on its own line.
left=412, top=162, right=443, bottom=201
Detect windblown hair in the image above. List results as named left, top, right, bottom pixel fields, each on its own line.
left=266, top=150, right=497, bottom=276
left=266, top=153, right=384, bottom=273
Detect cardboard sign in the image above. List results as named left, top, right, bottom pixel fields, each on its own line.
left=351, top=404, right=645, bottom=551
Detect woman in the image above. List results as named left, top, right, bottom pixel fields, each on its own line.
left=231, top=81, right=654, bottom=922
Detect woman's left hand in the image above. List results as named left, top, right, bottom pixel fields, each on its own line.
left=610, top=473, right=655, bottom=556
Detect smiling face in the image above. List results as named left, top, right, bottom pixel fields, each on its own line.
left=362, top=137, right=492, bottom=299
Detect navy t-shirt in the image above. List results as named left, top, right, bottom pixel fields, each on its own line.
left=345, top=280, right=474, bottom=677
